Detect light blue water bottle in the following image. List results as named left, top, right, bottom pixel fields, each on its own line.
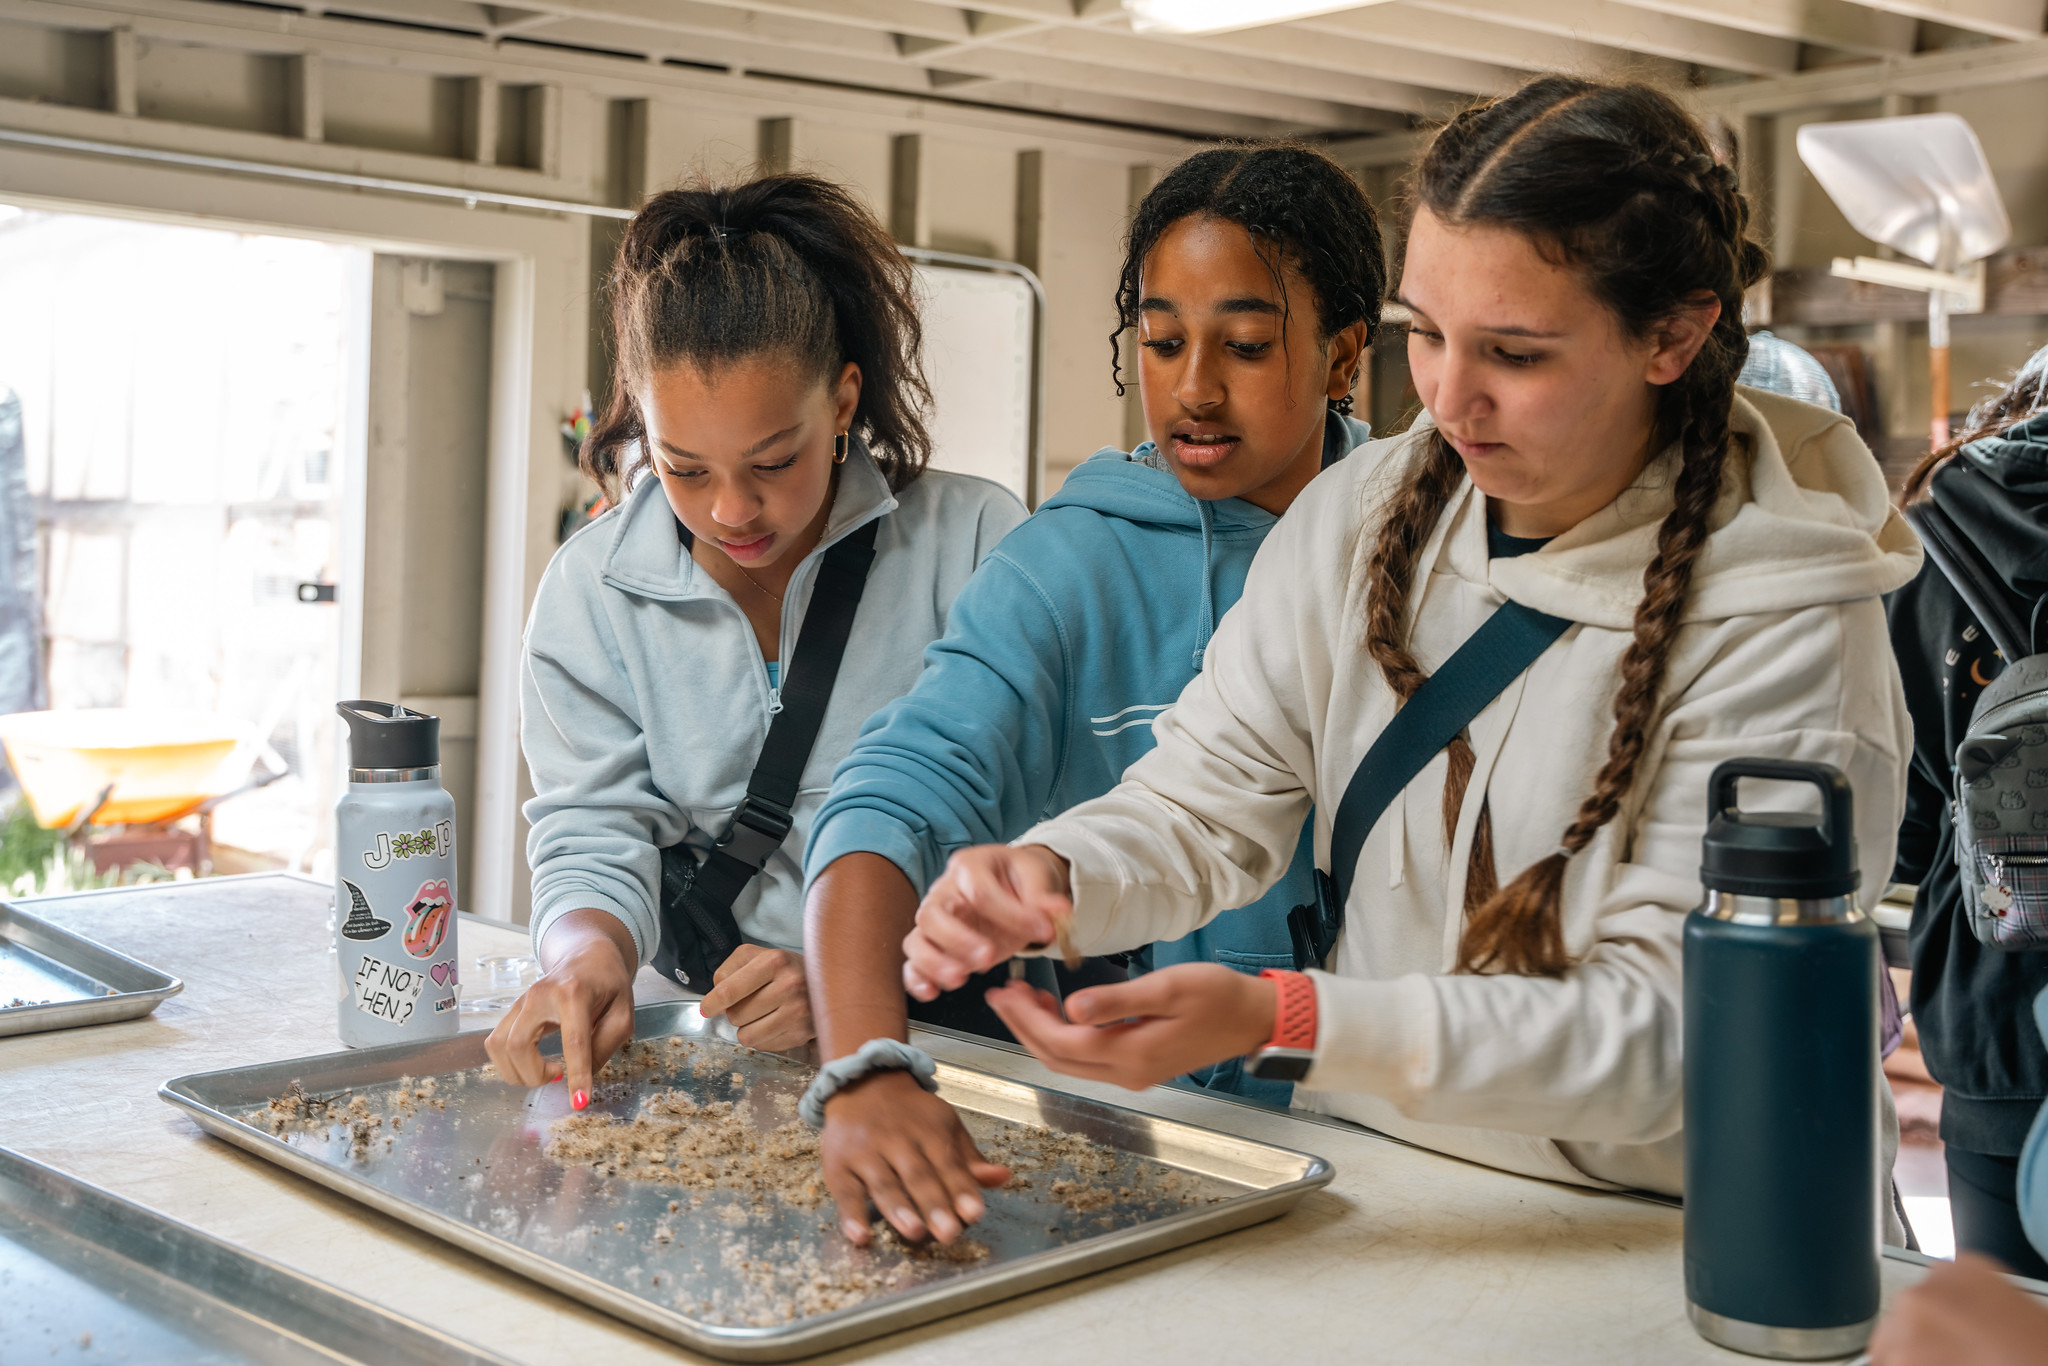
left=334, top=701, right=460, bottom=1048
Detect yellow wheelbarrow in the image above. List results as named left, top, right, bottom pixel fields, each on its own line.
left=0, top=709, right=288, bottom=874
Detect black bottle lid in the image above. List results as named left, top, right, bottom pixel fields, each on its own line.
left=1699, top=758, right=1858, bottom=899
left=337, top=700, right=439, bottom=771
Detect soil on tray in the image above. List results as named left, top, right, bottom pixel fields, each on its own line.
left=544, top=1037, right=1197, bottom=1220
left=259, top=1073, right=452, bottom=1157
left=674, top=1221, right=993, bottom=1327
left=250, top=1034, right=1222, bottom=1330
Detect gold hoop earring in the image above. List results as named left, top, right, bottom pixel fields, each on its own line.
left=833, top=433, right=849, bottom=464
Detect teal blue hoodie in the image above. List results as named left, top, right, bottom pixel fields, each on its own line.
left=806, top=411, right=1370, bottom=1105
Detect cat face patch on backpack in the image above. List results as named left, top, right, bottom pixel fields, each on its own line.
left=1953, top=655, right=2048, bottom=950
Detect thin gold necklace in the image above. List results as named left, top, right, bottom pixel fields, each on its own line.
left=729, top=511, right=832, bottom=605
left=735, top=565, right=782, bottom=602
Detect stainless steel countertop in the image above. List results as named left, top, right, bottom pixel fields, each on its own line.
left=0, top=873, right=1953, bottom=1364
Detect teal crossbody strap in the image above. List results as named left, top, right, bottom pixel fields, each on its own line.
left=1288, top=600, right=1572, bottom=970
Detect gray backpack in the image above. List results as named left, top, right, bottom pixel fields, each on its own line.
left=1910, top=499, right=2048, bottom=950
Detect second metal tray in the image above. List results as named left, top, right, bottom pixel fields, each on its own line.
left=0, top=1145, right=517, bottom=1364
left=0, top=899, right=183, bottom=1038
left=161, top=1002, right=1334, bottom=1361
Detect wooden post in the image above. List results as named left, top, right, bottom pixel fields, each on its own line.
left=1930, top=336, right=1951, bottom=450
left=888, top=134, right=924, bottom=247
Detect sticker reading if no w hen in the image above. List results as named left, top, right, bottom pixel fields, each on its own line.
left=354, top=953, right=427, bottom=1026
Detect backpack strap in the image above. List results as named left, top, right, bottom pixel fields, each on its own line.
left=656, top=517, right=882, bottom=986
left=1906, top=500, right=2031, bottom=663
left=1288, top=600, right=1572, bottom=971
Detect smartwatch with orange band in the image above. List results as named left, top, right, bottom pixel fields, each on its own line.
left=1246, top=969, right=1318, bottom=1082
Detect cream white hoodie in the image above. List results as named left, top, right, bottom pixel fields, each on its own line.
left=1021, top=389, right=1923, bottom=1194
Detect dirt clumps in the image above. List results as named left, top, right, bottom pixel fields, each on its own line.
left=547, top=1086, right=827, bottom=1208
left=676, top=1224, right=993, bottom=1328
left=260, top=1081, right=388, bottom=1158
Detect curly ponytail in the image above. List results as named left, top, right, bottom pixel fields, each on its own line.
left=1373, top=76, right=1770, bottom=977
left=585, top=173, right=931, bottom=497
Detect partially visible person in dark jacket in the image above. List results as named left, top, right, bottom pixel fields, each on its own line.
left=1890, top=342, right=2048, bottom=1281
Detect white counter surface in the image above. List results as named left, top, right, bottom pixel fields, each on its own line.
left=0, top=873, right=1981, bottom=1364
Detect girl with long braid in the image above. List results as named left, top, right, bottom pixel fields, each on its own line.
left=897, top=77, right=1922, bottom=1195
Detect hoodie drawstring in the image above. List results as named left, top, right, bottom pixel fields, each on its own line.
left=1193, top=501, right=1217, bottom=671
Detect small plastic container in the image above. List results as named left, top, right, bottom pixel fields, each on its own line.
left=459, top=953, right=538, bottom=1015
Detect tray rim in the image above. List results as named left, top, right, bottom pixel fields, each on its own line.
left=158, top=1003, right=1336, bottom=1362
left=0, top=898, right=184, bottom=1038
left=0, top=1144, right=522, bottom=1365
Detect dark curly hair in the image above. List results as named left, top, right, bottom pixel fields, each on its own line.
left=584, top=173, right=932, bottom=495
left=1110, top=143, right=1386, bottom=413
left=1900, top=343, right=2048, bottom=505
left=1366, top=76, right=1772, bottom=978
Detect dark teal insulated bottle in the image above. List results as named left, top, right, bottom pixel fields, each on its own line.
left=1684, top=758, right=1880, bottom=1359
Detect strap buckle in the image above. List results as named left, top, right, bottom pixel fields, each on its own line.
left=716, top=794, right=794, bottom=869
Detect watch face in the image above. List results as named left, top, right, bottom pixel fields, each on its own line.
left=1247, top=1048, right=1313, bottom=1082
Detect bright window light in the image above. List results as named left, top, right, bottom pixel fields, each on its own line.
left=1123, top=0, right=1378, bottom=35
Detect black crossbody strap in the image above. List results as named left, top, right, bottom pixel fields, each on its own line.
left=1905, top=500, right=2031, bottom=663
left=1289, top=599, right=1571, bottom=970
left=659, top=517, right=881, bottom=982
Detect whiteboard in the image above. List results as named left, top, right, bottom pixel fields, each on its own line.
left=913, top=261, right=1039, bottom=505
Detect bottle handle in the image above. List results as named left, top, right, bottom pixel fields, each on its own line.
left=1707, top=758, right=1854, bottom=854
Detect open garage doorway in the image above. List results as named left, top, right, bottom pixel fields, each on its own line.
left=0, top=205, right=365, bottom=884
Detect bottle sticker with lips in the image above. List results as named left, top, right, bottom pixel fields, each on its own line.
left=404, top=879, right=452, bottom=958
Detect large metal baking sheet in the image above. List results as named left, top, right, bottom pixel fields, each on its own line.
left=161, top=1002, right=1335, bottom=1361
left=0, top=1145, right=517, bottom=1364
left=0, top=899, right=183, bottom=1037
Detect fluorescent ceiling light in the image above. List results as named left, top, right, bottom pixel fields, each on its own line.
left=1123, top=0, right=1378, bottom=36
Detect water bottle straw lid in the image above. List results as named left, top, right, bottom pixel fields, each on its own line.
left=337, top=700, right=440, bottom=771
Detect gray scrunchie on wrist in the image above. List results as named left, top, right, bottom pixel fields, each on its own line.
left=799, top=1037, right=939, bottom=1127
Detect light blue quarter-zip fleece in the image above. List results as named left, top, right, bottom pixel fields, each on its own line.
left=806, top=411, right=1369, bottom=1104
left=522, top=444, right=1026, bottom=965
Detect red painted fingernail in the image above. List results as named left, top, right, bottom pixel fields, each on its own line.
left=571, top=1089, right=589, bottom=1110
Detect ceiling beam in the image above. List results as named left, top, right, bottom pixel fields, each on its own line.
left=1691, top=29, right=2048, bottom=109
left=950, top=80, right=1307, bottom=139
left=903, top=42, right=1415, bottom=127
left=1403, top=0, right=1804, bottom=75
left=1609, top=0, right=1919, bottom=54
left=2, top=0, right=1210, bottom=158
left=1300, top=5, right=1693, bottom=83
left=1844, top=0, right=2045, bottom=40
left=512, top=7, right=914, bottom=66
left=478, top=0, right=1451, bottom=121
left=956, top=20, right=1503, bottom=103
left=1153, top=20, right=1529, bottom=96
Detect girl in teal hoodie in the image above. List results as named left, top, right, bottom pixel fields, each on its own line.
left=801, top=144, right=1384, bottom=1246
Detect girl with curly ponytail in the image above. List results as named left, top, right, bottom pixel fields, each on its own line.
left=488, top=174, right=1028, bottom=1107
left=902, top=78, right=1922, bottom=1197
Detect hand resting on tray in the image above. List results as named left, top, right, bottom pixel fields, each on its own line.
left=820, top=1070, right=1010, bottom=1246
left=901, top=844, right=1075, bottom=1001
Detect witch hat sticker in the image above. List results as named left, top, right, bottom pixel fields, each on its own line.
left=339, top=878, right=393, bottom=941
